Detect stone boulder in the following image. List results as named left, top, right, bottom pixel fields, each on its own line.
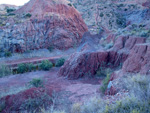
left=0, top=0, right=88, bottom=52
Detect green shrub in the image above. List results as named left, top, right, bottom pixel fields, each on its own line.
left=116, top=14, right=126, bottom=28
left=4, top=51, right=12, bottom=57
left=29, top=78, right=43, bottom=87
left=6, top=8, right=15, bottom=13
left=39, top=60, right=53, bottom=71
left=0, top=65, right=12, bottom=78
left=55, top=58, right=65, bottom=67
left=71, top=103, right=81, bottom=113
left=100, top=74, right=111, bottom=94
left=25, top=13, right=32, bottom=18
left=48, top=46, right=54, bottom=52
left=26, top=63, right=36, bottom=72
left=20, top=93, right=52, bottom=112
left=96, top=63, right=113, bottom=77
left=68, top=3, right=72, bottom=7
left=100, top=13, right=104, bottom=17
left=17, top=63, right=36, bottom=73
left=17, top=63, right=27, bottom=73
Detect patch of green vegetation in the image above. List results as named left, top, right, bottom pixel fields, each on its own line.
left=55, top=58, right=65, bottom=67
left=6, top=8, right=15, bottom=13
left=106, top=13, right=110, bottom=17
left=26, top=63, right=36, bottom=72
left=48, top=46, right=54, bottom=52
left=17, top=63, right=27, bottom=73
left=20, top=93, right=52, bottom=112
left=116, top=14, right=126, bottom=28
left=0, top=65, right=12, bottom=78
left=29, top=78, right=43, bottom=87
left=4, top=51, right=12, bottom=57
left=71, top=103, right=81, bottom=113
left=100, top=13, right=104, bottom=17
left=17, top=63, right=36, bottom=73
left=39, top=60, right=53, bottom=71
left=100, top=74, right=111, bottom=94
left=25, top=13, right=32, bottom=18
left=68, top=3, right=72, bottom=7
left=96, top=67, right=112, bottom=77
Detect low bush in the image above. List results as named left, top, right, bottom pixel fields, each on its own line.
left=20, top=93, right=52, bottom=112
left=116, top=14, right=126, bottom=28
left=6, top=8, right=15, bottom=13
left=0, top=65, right=12, bottom=78
left=26, top=63, right=36, bottom=72
left=4, top=51, right=12, bottom=57
left=17, top=63, right=27, bottom=73
left=25, top=13, right=32, bottom=18
left=71, top=103, right=81, bottom=113
left=100, top=74, right=111, bottom=94
left=96, top=67, right=112, bottom=77
left=96, top=62, right=113, bottom=77
left=68, top=3, right=72, bottom=7
left=100, top=12, right=104, bottom=17
left=29, top=78, right=43, bottom=87
left=39, top=60, right=53, bottom=71
left=48, top=46, right=54, bottom=52
left=55, top=58, right=65, bottom=67
left=17, top=63, right=36, bottom=73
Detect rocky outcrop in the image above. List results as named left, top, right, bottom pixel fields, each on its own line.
left=0, top=0, right=88, bottom=52
left=113, top=36, right=146, bottom=51
left=123, top=43, right=150, bottom=74
left=58, top=49, right=129, bottom=79
left=58, top=36, right=146, bottom=79
left=58, top=51, right=108, bottom=79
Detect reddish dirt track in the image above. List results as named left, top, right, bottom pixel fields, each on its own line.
left=5, top=55, right=65, bottom=68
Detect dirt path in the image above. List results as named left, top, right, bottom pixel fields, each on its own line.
left=5, top=55, right=66, bottom=68
left=0, top=68, right=102, bottom=103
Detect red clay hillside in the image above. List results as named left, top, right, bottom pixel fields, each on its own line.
left=0, top=0, right=88, bottom=53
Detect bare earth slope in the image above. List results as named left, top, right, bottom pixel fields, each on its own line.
left=0, top=68, right=101, bottom=112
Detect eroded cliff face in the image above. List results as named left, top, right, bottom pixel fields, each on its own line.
left=58, top=35, right=146, bottom=79
left=68, top=0, right=150, bottom=34
left=0, top=0, right=88, bottom=53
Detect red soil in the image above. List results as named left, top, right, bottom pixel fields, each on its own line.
left=0, top=68, right=102, bottom=112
